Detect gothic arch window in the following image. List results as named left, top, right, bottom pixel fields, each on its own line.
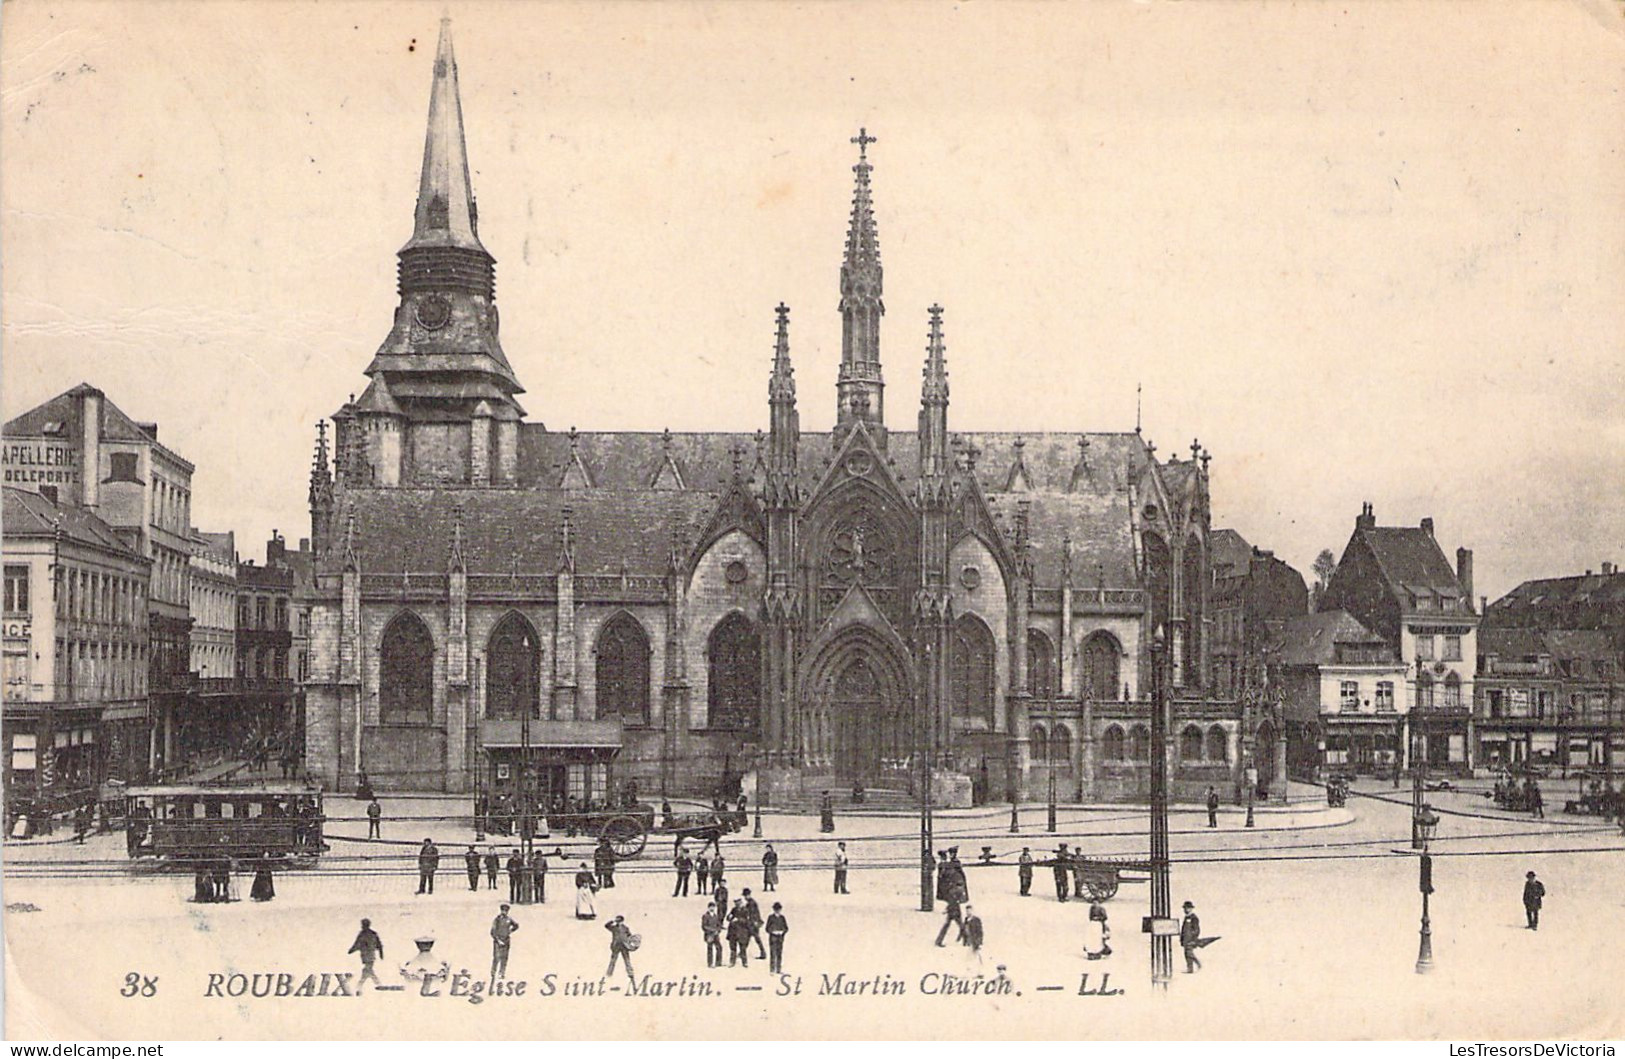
left=486, top=612, right=541, bottom=720
left=379, top=611, right=434, bottom=724
left=1051, top=723, right=1072, bottom=763
left=1143, top=533, right=1172, bottom=632
left=595, top=613, right=652, bottom=726
left=1129, top=724, right=1151, bottom=762
left=1180, top=724, right=1204, bottom=761
left=1080, top=632, right=1121, bottom=703
left=951, top=614, right=996, bottom=724
left=1103, top=724, right=1126, bottom=761
left=1207, top=725, right=1229, bottom=762
left=1443, top=671, right=1462, bottom=709
left=1030, top=724, right=1048, bottom=763
left=707, top=613, right=761, bottom=732
left=1027, top=630, right=1055, bottom=700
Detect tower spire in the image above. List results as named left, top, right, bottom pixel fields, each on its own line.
left=768, top=303, right=800, bottom=483
left=917, top=304, right=949, bottom=483
left=837, top=127, right=885, bottom=438
left=406, top=16, right=485, bottom=255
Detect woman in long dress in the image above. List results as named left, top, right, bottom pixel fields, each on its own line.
left=1083, top=902, right=1112, bottom=960
left=574, top=863, right=598, bottom=920
left=249, top=856, right=276, bottom=902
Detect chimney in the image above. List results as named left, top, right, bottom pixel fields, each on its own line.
left=78, top=386, right=103, bottom=509
left=1456, top=547, right=1473, bottom=606
left=1355, top=501, right=1376, bottom=531
left=1604, top=562, right=1616, bottom=576
left=267, top=531, right=287, bottom=565
left=137, top=422, right=158, bottom=441
left=1420, top=517, right=1434, bottom=537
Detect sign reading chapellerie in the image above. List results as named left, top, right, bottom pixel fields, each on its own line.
left=1, top=440, right=80, bottom=486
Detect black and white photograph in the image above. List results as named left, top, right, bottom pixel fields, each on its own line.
left=2, top=0, right=1623, bottom=1043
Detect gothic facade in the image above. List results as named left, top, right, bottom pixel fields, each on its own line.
left=303, top=20, right=1248, bottom=805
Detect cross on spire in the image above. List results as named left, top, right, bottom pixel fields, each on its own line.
left=851, top=127, right=877, bottom=160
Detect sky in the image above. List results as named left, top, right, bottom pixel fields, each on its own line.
left=3, top=0, right=1622, bottom=600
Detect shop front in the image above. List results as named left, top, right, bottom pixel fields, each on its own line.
left=1321, top=716, right=1403, bottom=776
left=478, top=719, right=623, bottom=817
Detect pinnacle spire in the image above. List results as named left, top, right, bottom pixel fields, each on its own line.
left=922, top=303, right=948, bottom=405
left=405, top=17, right=485, bottom=254
left=843, top=128, right=881, bottom=273
left=769, top=302, right=796, bottom=403
left=837, top=128, right=885, bottom=435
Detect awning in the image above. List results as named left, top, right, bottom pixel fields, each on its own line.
left=480, top=719, right=622, bottom=749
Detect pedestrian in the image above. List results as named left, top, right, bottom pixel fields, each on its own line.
left=742, top=887, right=767, bottom=959
left=348, top=917, right=384, bottom=989
left=1522, top=870, right=1546, bottom=930
left=762, top=844, right=779, bottom=891
left=1083, top=902, right=1112, bottom=960
left=726, top=899, right=751, bottom=967
left=595, top=837, right=617, bottom=889
left=701, top=902, right=724, bottom=967
left=491, top=903, right=520, bottom=980
left=484, top=847, right=500, bottom=890
left=507, top=848, right=524, bottom=904
left=934, top=857, right=966, bottom=947
left=250, top=856, right=276, bottom=902
left=604, top=915, right=638, bottom=983
left=531, top=847, right=548, bottom=903
left=710, top=851, right=726, bottom=891
left=73, top=803, right=90, bottom=844
left=1207, top=786, right=1220, bottom=828
left=1071, top=849, right=1087, bottom=899
left=367, top=798, right=382, bottom=839
left=820, top=791, right=836, bottom=834
left=695, top=850, right=711, bottom=894
left=945, top=847, right=968, bottom=901
left=961, top=904, right=983, bottom=960
left=662, top=798, right=674, bottom=830
left=1180, top=901, right=1202, bottom=973
left=713, top=877, right=730, bottom=920
left=674, top=847, right=693, bottom=896
left=1018, top=847, right=1033, bottom=896
left=465, top=845, right=482, bottom=891
left=1052, top=844, right=1071, bottom=902
left=1529, top=781, right=1545, bottom=819
left=833, top=841, right=850, bottom=894
left=575, top=863, right=598, bottom=920
left=766, top=901, right=789, bottom=973
left=415, top=838, right=440, bottom=895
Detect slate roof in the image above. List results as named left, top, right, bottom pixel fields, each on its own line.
left=3, top=486, right=146, bottom=559
left=5, top=383, right=194, bottom=471
left=1479, top=627, right=1618, bottom=667
left=1490, top=572, right=1625, bottom=614
left=1271, top=610, right=1391, bottom=667
left=1209, top=528, right=1254, bottom=578
left=1358, top=527, right=1464, bottom=602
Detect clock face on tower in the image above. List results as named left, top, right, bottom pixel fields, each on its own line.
left=415, top=295, right=452, bottom=330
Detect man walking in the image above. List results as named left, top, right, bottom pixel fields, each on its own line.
left=833, top=841, right=850, bottom=894
left=484, top=847, right=500, bottom=890
left=673, top=847, right=692, bottom=897
left=1206, top=786, right=1220, bottom=828
left=766, top=902, right=789, bottom=973
left=701, top=902, right=724, bottom=967
left=347, top=918, right=384, bottom=990
left=1522, top=870, right=1546, bottom=930
left=1052, top=844, right=1071, bottom=902
left=367, top=798, right=382, bottom=839
left=490, top=903, right=519, bottom=980
left=416, top=838, right=440, bottom=895
left=604, top=915, right=637, bottom=984
left=742, top=888, right=767, bottom=959
left=1018, top=848, right=1033, bottom=897
left=1180, top=900, right=1203, bottom=973
left=465, top=845, right=482, bottom=891
left=710, top=852, right=726, bottom=893
left=762, top=844, right=779, bottom=891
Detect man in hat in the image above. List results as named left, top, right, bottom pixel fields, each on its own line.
left=1052, top=844, right=1071, bottom=902
left=491, top=903, right=520, bottom=980
left=673, top=846, right=693, bottom=897
left=465, top=845, right=482, bottom=891
left=1522, top=871, right=1546, bottom=930
left=1180, top=901, right=1203, bottom=973
left=761, top=843, right=780, bottom=891
left=506, top=848, right=525, bottom=904
left=1206, top=786, right=1220, bottom=828
left=961, top=904, right=984, bottom=960
left=766, top=901, right=789, bottom=973
left=742, top=887, right=767, bottom=959
left=367, top=798, right=382, bottom=839
left=833, top=841, right=850, bottom=894
left=1018, top=847, right=1034, bottom=897
left=347, top=918, right=384, bottom=989
left=605, top=915, right=637, bottom=983
left=416, top=838, right=439, bottom=895
left=484, top=847, right=500, bottom=890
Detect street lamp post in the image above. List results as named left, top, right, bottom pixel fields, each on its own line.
left=1046, top=711, right=1058, bottom=833
left=919, top=639, right=935, bottom=912
left=1148, top=625, right=1173, bottom=992
left=1415, top=803, right=1439, bottom=973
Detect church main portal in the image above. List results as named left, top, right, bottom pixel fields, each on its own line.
left=801, top=630, right=916, bottom=784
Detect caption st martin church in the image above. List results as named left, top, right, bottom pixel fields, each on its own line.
left=302, top=21, right=1270, bottom=808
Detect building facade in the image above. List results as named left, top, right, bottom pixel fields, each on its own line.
left=1208, top=528, right=1309, bottom=700
left=4, top=383, right=196, bottom=776
left=3, top=487, right=151, bottom=827
left=1273, top=610, right=1410, bottom=778
left=235, top=533, right=298, bottom=755
left=302, top=20, right=1241, bottom=805
left=1475, top=627, right=1622, bottom=774
left=1319, top=503, right=1480, bottom=773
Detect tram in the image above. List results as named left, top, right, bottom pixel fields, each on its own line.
left=124, top=784, right=328, bottom=863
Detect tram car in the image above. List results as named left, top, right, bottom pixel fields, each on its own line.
left=124, top=784, right=328, bottom=863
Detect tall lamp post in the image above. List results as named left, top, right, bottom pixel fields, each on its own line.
left=1046, top=707, right=1058, bottom=833
left=1148, top=625, right=1174, bottom=992
left=1412, top=661, right=1429, bottom=850
left=1415, top=803, right=1439, bottom=973
left=919, top=639, right=935, bottom=912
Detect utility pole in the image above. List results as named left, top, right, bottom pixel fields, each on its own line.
left=1149, top=625, right=1173, bottom=992
left=518, top=658, right=534, bottom=902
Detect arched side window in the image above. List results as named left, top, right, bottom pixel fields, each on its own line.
left=596, top=614, right=652, bottom=726
left=486, top=612, right=541, bottom=720
left=1206, top=725, right=1229, bottom=762
left=707, top=613, right=761, bottom=732
left=380, top=611, right=434, bottom=724
left=1051, top=723, right=1072, bottom=763
left=951, top=615, right=996, bottom=724
left=1442, top=671, right=1462, bottom=709
left=1129, top=725, right=1151, bottom=762
left=1180, top=724, right=1204, bottom=761
left=1027, top=631, right=1055, bottom=700
left=1030, top=724, right=1049, bottom=763
left=1102, top=724, right=1126, bottom=761
left=1080, top=632, right=1121, bottom=703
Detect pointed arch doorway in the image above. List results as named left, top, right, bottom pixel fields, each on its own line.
left=801, top=627, right=915, bottom=784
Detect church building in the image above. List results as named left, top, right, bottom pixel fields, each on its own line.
left=303, top=20, right=1248, bottom=806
